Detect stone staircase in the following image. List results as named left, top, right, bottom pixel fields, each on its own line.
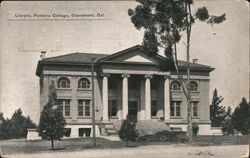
left=104, top=123, right=119, bottom=136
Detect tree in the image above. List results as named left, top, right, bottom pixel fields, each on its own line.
left=0, top=109, right=37, bottom=140
left=210, top=89, right=226, bottom=127
left=221, top=107, right=234, bottom=135
left=119, top=116, right=138, bottom=146
left=39, top=85, right=66, bottom=150
left=232, top=98, right=250, bottom=135
left=0, top=113, right=9, bottom=139
left=128, top=0, right=226, bottom=142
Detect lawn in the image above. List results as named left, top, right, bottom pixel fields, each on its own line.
left=0, top=137, right=174, bottom=155
left=0, top=137, right=249, bottom=158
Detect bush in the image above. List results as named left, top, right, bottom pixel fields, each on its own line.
left=174, top=131, right=189, bottom=142
left=119, top=116, right=138, bottom=146
left=192, top=123, right=199, bottom=137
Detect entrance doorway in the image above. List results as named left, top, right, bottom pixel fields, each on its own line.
left=128, top=101, right=138, bottom=121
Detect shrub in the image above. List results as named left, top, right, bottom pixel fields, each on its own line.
left=119, top=116, right=138, bottom=146
left=192, top=123, right=199, bottom=137
left=174, top=131, right=189, bottom=142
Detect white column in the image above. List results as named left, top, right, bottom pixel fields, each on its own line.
left=164, top=75, right=170, bottom=121
left=139, top=79, right=146, bottom=120
left=145, top=75, right=152, bottom=120
left=102, top=74, right=109, bottom=121
left=122, top=74, right=129, bottom=119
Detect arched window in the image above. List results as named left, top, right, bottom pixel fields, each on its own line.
left=57, top=77, right=70, bottom=88
left=170, top=80, right=181, bottom=91
left=190, top=81, right=198, bottom=91
left=78, top=78, right=90, bottom=89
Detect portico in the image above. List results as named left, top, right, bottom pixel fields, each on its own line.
left=101, top=73, right=171, bottom=122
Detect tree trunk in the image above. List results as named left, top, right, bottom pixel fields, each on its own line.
left=51, top=137, right=54, bottom=150
left=185, top=2, right=193, bottom=143
left=126, top=140, right=128, bottom=147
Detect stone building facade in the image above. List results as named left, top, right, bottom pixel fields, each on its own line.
left=36, top=45, right=215, bottom=137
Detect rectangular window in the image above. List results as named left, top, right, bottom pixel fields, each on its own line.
left=151, top=100, right=157, bottom=117
left=78, top=100, right=84, bottom=116
left=170, top=102, right=175, bottom=116
left=58, top=99, right=71, bottom=116
left=176, top=102, right=181, bottom=116
left=79, top=128, right=91, bottom=137
left=85, top=100, right=91, bottom=116
left=65, top=100, right=70, bottom=116
left=192, top=101, right=198, bottom=117
left=78, top=99, right=91, bottom=117
left=170, top=101, right=181, bottom=117
left=108, top=100, right=117, bottom=117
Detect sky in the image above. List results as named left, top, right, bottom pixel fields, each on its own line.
left=0, top=0, right=249, bottom=123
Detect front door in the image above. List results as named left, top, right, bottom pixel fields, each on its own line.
left=128, top=101, right=138, bottom=121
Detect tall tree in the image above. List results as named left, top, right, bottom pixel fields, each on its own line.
left=128, top=0, right=225, bottom=141
left=210, top=89, right=226, bottom=127
left=39, top=85, right=66, bottom=150
left=9, top=108, right=37, bottom=139
left=232, top=98, right=250, bottom=135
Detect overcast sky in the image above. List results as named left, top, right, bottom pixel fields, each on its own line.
left=0, top=0, right=249, bottom=123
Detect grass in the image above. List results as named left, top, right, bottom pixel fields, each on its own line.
left=1, top=136, right=248, bottom=156
left=0, top=137, right=175, bottom=155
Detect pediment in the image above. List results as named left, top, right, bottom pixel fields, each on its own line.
left=99, top=45, right=164, bottom=65
left=124, top=54, right=154, bottom=63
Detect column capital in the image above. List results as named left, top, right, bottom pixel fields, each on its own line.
left=164, top=75, right=171, bottom=79
left=145, top=74, right=153, bottom=79
left=101, top=73, right=110, bottom=77
left=121, top=74, right=130, bottom=78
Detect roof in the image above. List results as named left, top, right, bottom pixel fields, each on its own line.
left=41, top=52, right=109, bottom=64
left=36, top=45, right=214, bottom=76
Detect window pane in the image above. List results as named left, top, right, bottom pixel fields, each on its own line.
left=176, top=107, right=180, bottom=116
left=79, top=79, right=90, bottom=89
left=85, top=100, right=90, bottom=106
left=65, top=100, right=70, bottom=106
left=190, top=82, right=198, bottom=91
left=170, top=102, right=175, bottom=116
left=78, top=106, right=83, bottom=116
left=85, top=106, right=90, bottom=116
left=65, top=106, right=70, bottom=116
left=176, top=102, right=181, bottom=116
left=62, top=81, right=67, bottom=88
left=78, top=100, right=83, bottom=106
left=193, top=102, right=198, bottom=116
left=171, top=81, right=180, bottom=91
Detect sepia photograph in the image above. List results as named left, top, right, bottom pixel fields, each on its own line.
left=0, top=0, right=249, bottom=157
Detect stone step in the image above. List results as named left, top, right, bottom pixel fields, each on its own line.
left=105, top=124, right=114, bottom=128
left=106, top=128, right=118, bottom=135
